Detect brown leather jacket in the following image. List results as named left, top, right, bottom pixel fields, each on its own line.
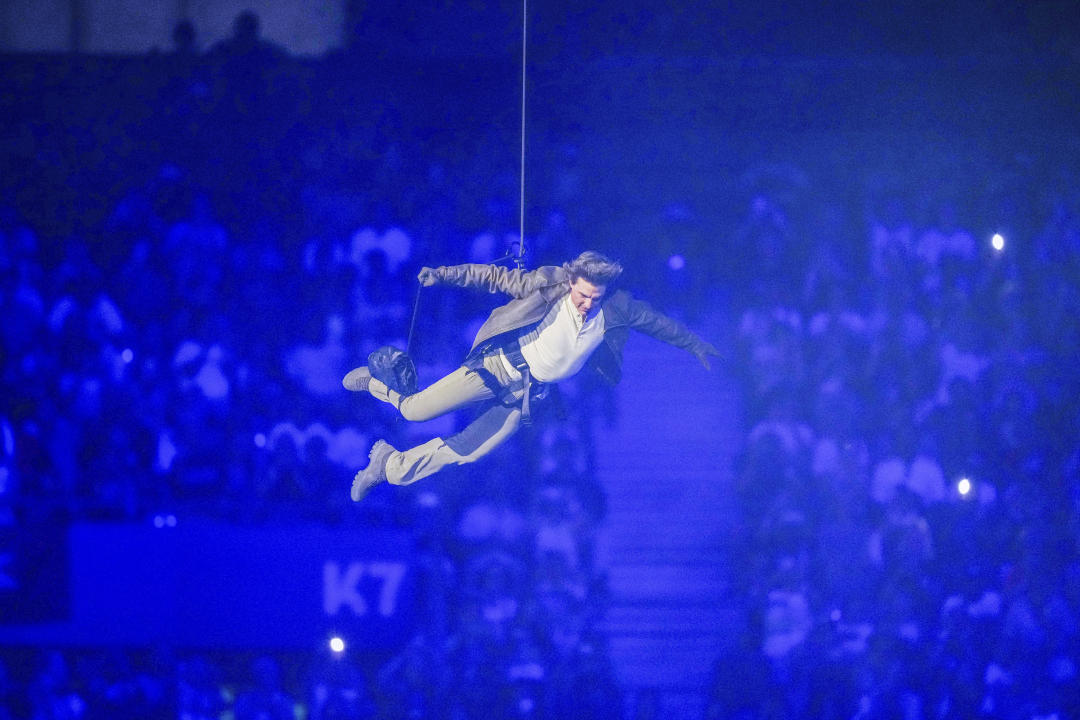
left=431, top=263, right=713, bottom=385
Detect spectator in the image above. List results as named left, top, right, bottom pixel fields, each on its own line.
left=0, top=657, right=16, bottom=720
left=27, top=651, right=84, bottom=720
left=285, top=315, right=349, bottom=398
left=171, top=20, right=198, bottom=57
left=233, top=656, right=295, bottom=720
left=175, top=655, right=224, bottom=720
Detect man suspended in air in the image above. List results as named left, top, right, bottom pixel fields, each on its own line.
left=344, top=250, right=719, bottom=500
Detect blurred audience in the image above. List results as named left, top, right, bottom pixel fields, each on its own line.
left=1, top=33, right=1078, bottom=720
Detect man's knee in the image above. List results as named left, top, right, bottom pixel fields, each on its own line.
left=454, top=449, right=482, bottom=465
left=398, top=398, right=435, bottom=423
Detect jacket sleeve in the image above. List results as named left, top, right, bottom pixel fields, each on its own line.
left=434, top=263, right=560, bottom=299
left=619, top=293, right=713, bottom=355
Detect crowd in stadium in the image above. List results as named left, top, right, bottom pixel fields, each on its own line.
left=2, top=15, right=1079, bottom=718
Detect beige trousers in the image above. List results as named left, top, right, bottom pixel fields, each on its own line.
left=368, top=353, right=524, bottom=486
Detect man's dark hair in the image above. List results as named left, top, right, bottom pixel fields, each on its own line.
left=565, top=251, right=623, bottom=286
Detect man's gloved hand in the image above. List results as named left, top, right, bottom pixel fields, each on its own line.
left=417, top=267, right=440, bottom=287
left=695, top=341, right=721, bottom=370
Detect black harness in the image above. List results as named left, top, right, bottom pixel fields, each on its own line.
left=465, top=334, right=550, bottom=425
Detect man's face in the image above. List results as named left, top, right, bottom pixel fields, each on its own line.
left=568, top=277, right=606, bottom=319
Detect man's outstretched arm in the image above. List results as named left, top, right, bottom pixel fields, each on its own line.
left=620, top=294, right=721, bottom=369
left=417, top=263, right=558, bottom=299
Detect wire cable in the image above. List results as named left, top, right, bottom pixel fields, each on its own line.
left=517, top=0, right=528, bottom=268
left=405, top=282, right=422, bottom=356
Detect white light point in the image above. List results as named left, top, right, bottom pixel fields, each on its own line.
left=957, top=477, right=972, bottom=497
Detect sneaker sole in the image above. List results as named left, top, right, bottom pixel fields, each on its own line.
left=342, top=366, right=371, bottom=392
left=350, top=441, right=395, bottom=501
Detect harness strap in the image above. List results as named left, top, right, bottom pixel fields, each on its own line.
left=466, top=337, right=545, bottom=425
left=502, top=339, right=535, bottom=424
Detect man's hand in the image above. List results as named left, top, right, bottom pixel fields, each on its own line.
left=695, top=341, right=721, bottom=370
left=417, top=267, right=440, bottom=287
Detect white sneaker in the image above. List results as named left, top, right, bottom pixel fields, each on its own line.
left=350, top=440, right=395, bottom=501
left=342, top=366, right=372, bottom=392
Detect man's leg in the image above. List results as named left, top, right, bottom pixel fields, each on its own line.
left=368, top=365, right=496, bottom=422
left=385, top=403, right=522, bottom=486
left=350, top=354, right=526, bottom=499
